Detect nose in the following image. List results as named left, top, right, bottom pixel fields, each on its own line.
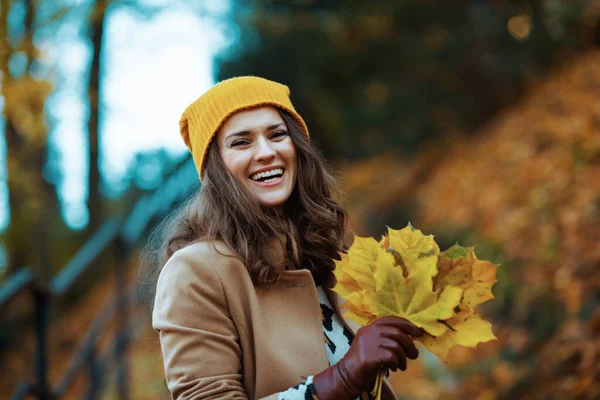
left=254, top=137, right=276, bottom=162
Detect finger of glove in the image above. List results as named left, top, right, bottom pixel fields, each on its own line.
left=378, top=338, right=407, bottom=371
left=379, top=348, right=402, bottom=372
left=379, top=327, right=420, bottom=360
left=376, top=316, right=424, bottom=337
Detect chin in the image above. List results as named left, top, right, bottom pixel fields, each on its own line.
left=257, top=198, right=287, bottom=208
left=255, top=190, right=292, bottom=208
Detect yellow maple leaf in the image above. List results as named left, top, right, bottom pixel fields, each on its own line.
left=340, top=236, right=384, bottom=293
left=340, top=291, right=374, bottom=326
left=421, top=243, right=499, bottom=360
left=333, top=236, right=393, bottom=325
left=434, top=244, right=499, bottom=309
left=332, top=253, right=361, bottom=298
left=366, top=247, right=463, bottom=336
left=419, top=315, right=496, bottom=361
left=333, top=225, right=499, bottom=365
left=336, top=227, right=463, bottom=336
left=382, top=224, right=440, bottom=278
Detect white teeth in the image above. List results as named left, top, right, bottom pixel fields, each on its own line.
left=251, top=168, right=283, bottom=181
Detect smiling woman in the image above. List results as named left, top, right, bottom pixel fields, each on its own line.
left=217, top=106, right=297, bottom=208
left=142, top=76, right=423, bottom=400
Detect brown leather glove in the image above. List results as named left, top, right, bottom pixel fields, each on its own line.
left=312, top=316, right=424, bottom=400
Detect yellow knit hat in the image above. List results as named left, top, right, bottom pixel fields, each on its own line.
left=179, top=76, right=310, bottom=181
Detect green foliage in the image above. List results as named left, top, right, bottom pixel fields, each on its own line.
left=217, top=0, right=595, bottom=160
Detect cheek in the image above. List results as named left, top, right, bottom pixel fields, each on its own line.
left=222, top=153, right=247, bottom=179
left=282, top=140, right=297, bottom=163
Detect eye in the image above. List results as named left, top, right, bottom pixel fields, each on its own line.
left=270, top=130, right=289, bottom=140
left=230, top=139, right=250, bottom=148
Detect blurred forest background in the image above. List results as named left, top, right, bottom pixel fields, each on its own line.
left=1, top=0, right=600, bottom=399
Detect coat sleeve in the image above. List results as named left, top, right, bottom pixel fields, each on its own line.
left=152, top=250, right=248, bottom=400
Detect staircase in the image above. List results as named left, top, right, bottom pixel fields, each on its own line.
left=0, top=155, right=198, bottom=400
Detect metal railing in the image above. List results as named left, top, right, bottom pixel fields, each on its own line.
left=0, top=155, right=198, bottom=399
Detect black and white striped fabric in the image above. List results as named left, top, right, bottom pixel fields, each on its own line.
left=277, top=286, right=375, bottom=400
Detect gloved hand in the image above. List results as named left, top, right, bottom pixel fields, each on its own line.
left=312, top=316, right=424, bottom=400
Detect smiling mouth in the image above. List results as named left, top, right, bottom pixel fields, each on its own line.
left=250, top=168, right=284, bottom=183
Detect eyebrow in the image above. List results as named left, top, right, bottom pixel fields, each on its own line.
left=225, top=123, right=286, bottom=141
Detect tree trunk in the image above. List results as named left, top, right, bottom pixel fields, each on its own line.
left=1, top=0, right=57, bottom=279
left=86, top=0, right=108, bottom=234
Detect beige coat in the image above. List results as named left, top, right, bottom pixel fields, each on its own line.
left=152, top=240, right=396, bottom=400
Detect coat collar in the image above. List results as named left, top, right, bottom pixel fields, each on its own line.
left=206, top=237, right=288, bottom=272
left=211, top=238, right=361, bottom=333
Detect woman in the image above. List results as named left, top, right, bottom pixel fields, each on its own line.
left=147, top=76, right=423, bottom=400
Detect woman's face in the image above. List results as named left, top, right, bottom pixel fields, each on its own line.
left=216, top=106, right=297, bottom=208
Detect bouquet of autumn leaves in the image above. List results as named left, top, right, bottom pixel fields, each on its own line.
left=333, top=224, right=499, bottom=398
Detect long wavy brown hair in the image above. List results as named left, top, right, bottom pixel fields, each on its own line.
left=141, top=108, right=348, bottom=304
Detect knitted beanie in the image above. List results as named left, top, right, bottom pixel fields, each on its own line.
left=179, top=76, right=310, bottom=181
